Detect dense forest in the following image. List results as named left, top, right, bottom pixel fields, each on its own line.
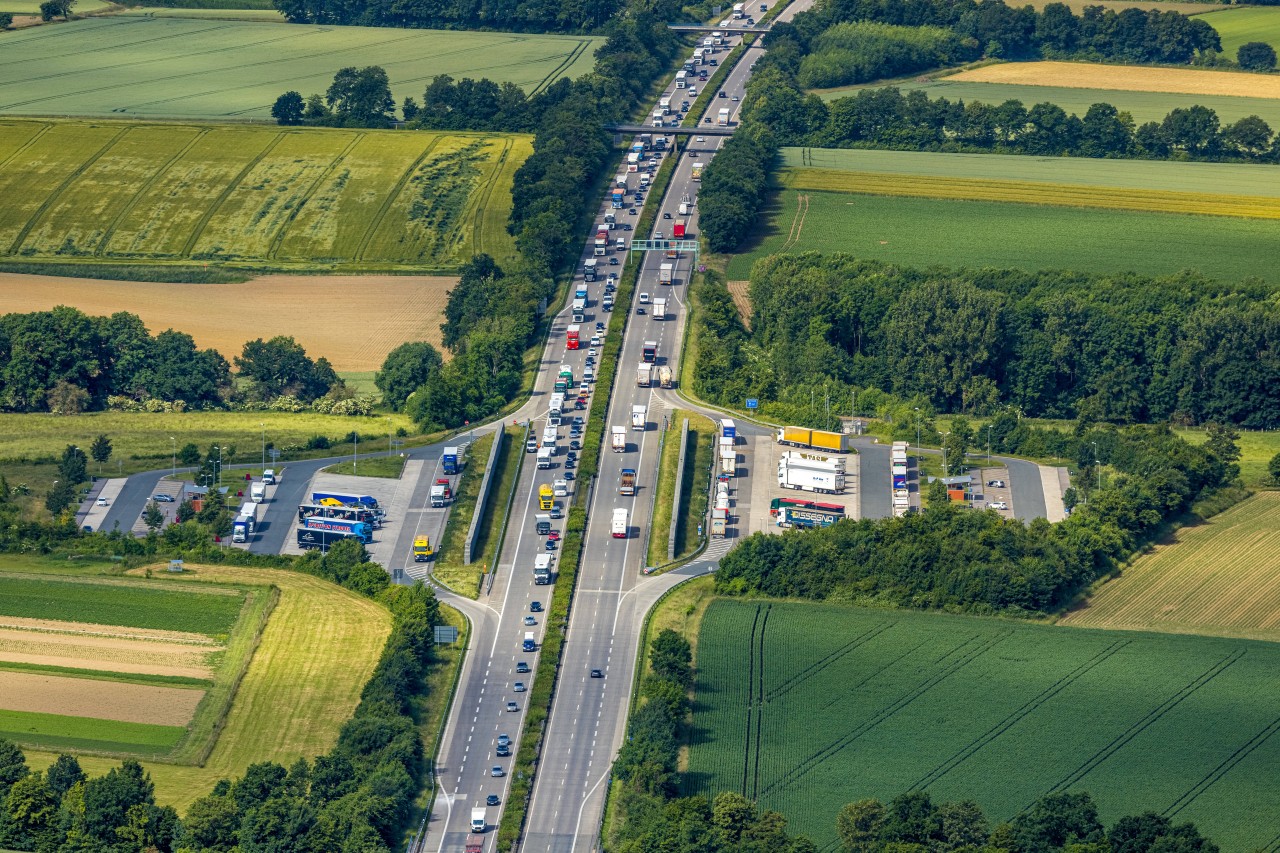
left=693, top=256, right=1280, bottom=428
left=611, top=630, right=1219, bottom=852
left=0, top=540, right=442, bottom=853
left=272, top=0, right=620, bottom=32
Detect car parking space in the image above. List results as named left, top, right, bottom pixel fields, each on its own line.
left=975, top=466, right=1013, bottom=515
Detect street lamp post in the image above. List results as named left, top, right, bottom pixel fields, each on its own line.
left=986, top=425, right=992, bottom=463
left=261, top=423, right=266, bottom=478
left=215, top=445, right=223, bottom=487
left=353, top=432, right=358, bottom=475
left=1093, top=441, right=1101, bottom=490
left=170, top=437, right=176, bottom=479
left=941, top=431, right=949, bottom=477
left=913, top=407, right=921, bottom=456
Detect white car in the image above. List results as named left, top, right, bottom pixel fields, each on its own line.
left=95, top=497, right=109, bottom=507
left=696, top=136, right=705, bottom=142
left=989, top=501, right=1010, bottom=511
left=638, top=292, right=651, bottom=304
left=553, top=480, right=568, bottom=497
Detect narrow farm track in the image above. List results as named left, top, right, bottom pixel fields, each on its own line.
left=178, top=130, right=283, bottom=258
left=0, top=121, right=51, bottom=172
left=7, top=126, right=127, bottom=255
left=353, top=135, right=442, bottom=261
left=468, top=136, right=512, bottom=259
left=95, top=127, right=209, bottom=257
left=529, top=38, right=593, bottom=96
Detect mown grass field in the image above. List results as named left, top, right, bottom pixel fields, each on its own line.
left=949, top=60, right=1280, bottom=99
left=728, top=149, right=1280, bottom=282
left=686, top=600, right=1280, bottom=851
left=0, top=272, right=455, bottom=373
left=1061, top=492, right=1280, bottom=640
left=0, top=572, right=245, bottom=635
left=824, top=78, right=1280, bottom=127
left=1198, top=5, right=1280, bottom=56
left=0, top=119, right=528, bottom=270
left=24, top=563, right=391, bottom=811
left=0, top=17, right=602, bottom=119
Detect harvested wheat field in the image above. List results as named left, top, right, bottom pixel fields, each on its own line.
left=0, top=624, right=218, bottom=679
left=1061, top=492, right=1280, bottom=641
left=0, top=272, right=454, bottom=371
left=950, top=61, right=1280, bottom=99
left=725, top=281, right=753, bottom=329
left=0, top=671, right=203, bottom=726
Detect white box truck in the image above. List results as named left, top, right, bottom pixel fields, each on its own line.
left=262, top=469, right=276, bottom=485
left=250, top=481, right=265, bottom=503
left=653, top=297, right=667, bottom=320
left=612, top=508, right=628, bottom=538
left=631, top=404, right=646, bottom=430
left=781, top=450, right=847, bottom=473
left=471, top=809, right=486, bottom=832
left=637, top=363, right=653, bottom=386
left=718, top=107, right=731, bottom=126
left=537, top=447, right=553, bottom=469
left=611, top=426, right=627, bottom=452
left=659, top=262, right=673, bottom=284
left=777, top=464, right=845, bottom=493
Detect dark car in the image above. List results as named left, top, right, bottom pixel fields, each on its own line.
left=590, top=669, right=604, bottom=678
left=496, top=744, right=511, bottom=757
left=596, top=321, right=605, bottom=329
left=516, top=661, right=530, bottom=673
left=574, top=417, right=584, bottom=425
left=545, top=539, right=557, bottom=550
left=564, top=471, right=575, bottom=481
left=565, top=458, right=575, bottom=469
left=531, top=601, right=543, bottom=612
left=487, top=794, right=501, bottom=806
left=719, top=90, right=727, bottom=97
left=610, top=258, right=619, bottom=265
left=570, top=440, right=582, bottom=450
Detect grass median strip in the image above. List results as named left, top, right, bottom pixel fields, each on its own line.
left=647, top=409, right=717, bottom=566
left=432, top=431, right=498, bottom=597
left=320, top=455, right=407, bottom=478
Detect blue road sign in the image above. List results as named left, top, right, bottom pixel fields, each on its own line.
left=745, top=398, right=759, bottom=409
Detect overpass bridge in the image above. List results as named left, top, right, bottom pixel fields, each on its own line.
left=608, top=124, right=734, bottom=136
left=667, top=23, right=768, bottom=33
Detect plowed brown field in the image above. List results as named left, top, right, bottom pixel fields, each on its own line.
left=0, top=671, right=202, bottom=725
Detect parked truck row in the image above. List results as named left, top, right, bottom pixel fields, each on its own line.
left=776, top=425, right=852, bottom=454
left=892, top=441, right=910, bottom=517
left=777, top=450, right=847, bottom=494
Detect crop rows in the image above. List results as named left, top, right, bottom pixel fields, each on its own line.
left=687, top=600, right=1280, bottom=851
left=784, top=168, right=1280, bottom=219
left=0, top=120, right=530, bottom=268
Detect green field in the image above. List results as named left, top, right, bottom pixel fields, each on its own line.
left=0, top=17, right=601, bottom=119
left=0, top=119, right=528, bottom=269
left=0, top=572, right=246, bottom=635
left=117, top=7, right=289, bottom=20
left=0, top=709, right=185, bottom=756
left=0, top=0, right=110, bottom=11
left=687, top=600, right=1280, bottom=851
left=1198, top=6, right=1280, bottom=56
left=823, top=78, right=1280, bottom=127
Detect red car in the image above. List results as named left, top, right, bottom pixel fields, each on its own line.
left=547, top=531, right=561, bottom=542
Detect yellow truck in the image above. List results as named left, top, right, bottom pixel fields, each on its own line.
left=777, top=426, right=850, bottom=454
left=413, top=536, right=433, bottom=562
left=538, top=483, right=554, bottom=511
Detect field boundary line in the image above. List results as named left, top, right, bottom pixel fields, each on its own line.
left=1165, top=703, right=1280, bottom=819
left=95, top=126, right=210, bottom=257
left=266, top=131, right=364, bottom=260
left=1038, top=649, right=1245, bottom=804
left=0, top=121, right=54, bottom=174
left=910, top=639, right=1131, bottom=791
left=760, top=630, right=1012, bottom=798
left=353, top=135, right=443, bottom=262
left=179, top=129, right=284, bottom=258
left=740, top=603, right=762, bottom=796
left=813, top=636, right=935, bottom=713
left=750, top=603, right=770, bottom=799
left=6, top=126, right=129, bottom=256
left=467, top=136, right=511, bottom=260
left=764, top=620, right=894, bottom=702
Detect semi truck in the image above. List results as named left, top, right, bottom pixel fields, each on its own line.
left=673, top=222, right=686, bottom=239
left=413, top=536, right=433, bottom=561
left=770, top=497, right=845, bottom=518
left=777, top=463, right=845, bottom=494
left=466, top=834, right=484, bottom=853
left=659, top=263, right=673, bottom=284
left=612, top=508, right=628, bottom=538
left=430, top=482, right=449, bottom=506
left=659, top=96, right=672, bottom=114
left=238, top=501, right=259, bottom=531
left=776, top=505, right=844, bottom=529
left=776, top=426, right=851, bottom=453
left=721, top=418, right=736, bottom=440
left=720, top=448, right=736, bottom=477
left=717, top=107, right=731, bottom=126
left=611, top=186, right=624, bottom=208
left=584, top=258, right=598, bottom=281
left=312, top=491, right=381, bottom=511
left=572, top=298, right=586, bottom=322
left=232, top=514, right=252, bottom=543
left=612, top=426, right=627, bottom=452
left=780, top=450, right=846, bottom=472
left=533, top=553, right=552, bottom=585
left=711, top=507, right=728, bottom=537
left=594, top=228, right=608, bottom=255
left=631, top=404, right=646, bottom=430
left=637, top=363, right=652, bottom=387
left=691, top=162, right=704, bottom=181
left=566, top=324, right=580, bottom=349
left=642, top=340, right=657, bottom=362
left=537, top=447, right=553, bottom=469
left=653, top=297, right=667, bottom=320
left=442, top=446, right=462, bottom=475
left=538, top=485, right=554, bottom=510
left=298, top=503, right=379, bottom=528
left=619, top=468, right=636, bottom=496
left=302, top=516, right=373, bottom=542
left=658, top=365, right=673, bottom=388
left=296, top=528, right=363, bottom=552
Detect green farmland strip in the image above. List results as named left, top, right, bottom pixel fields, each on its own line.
left=1198, top=6, right=1280, bottom=57
left=821, top=78, right=1280, bottom=127
left=0, top=17, right=603, bottom=120
left=727, top=189, right=1280, bottom=283
left=688, top=600, right=1280, bottom=852
left=0, top=709, right=186, bottom=755
left=0, top=574, right=246, bottom=635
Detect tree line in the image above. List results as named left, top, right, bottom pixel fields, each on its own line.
left=747, top=76, right=1280, bottom=162
left=692, top=255, right=1280, bottom=428
left=611, top=624, right=1219, bottom=852
left=0, top=307, right=351, bottom=414
left=0, top=539, right=442, bottom=852
left=273, top=0, right=620, bottom=33
left=770, top=0, right=1222, bottom=66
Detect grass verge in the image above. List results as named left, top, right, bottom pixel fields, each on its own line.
left=468, top=426, right=526, bottom=587
left=646, top=409, right=717, bottom=566
left=321, top=454, right=406, bottom=478
left=432, top=432, right=496, bottom=597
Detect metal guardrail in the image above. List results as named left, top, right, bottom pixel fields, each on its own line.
left=464, top=426, right=508, bottom=565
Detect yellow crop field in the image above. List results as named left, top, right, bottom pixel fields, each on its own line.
left=0, top=119, right=531, bottom=271
left=950, top=61, right=1280, bottom=99
left=24, top=564, right=391, bottom=812
left=1060, top=492, right=1280, bottom=642
left=784, top=167, right=1280, bottom=219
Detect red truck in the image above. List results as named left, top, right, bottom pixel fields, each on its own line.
left=465, top=833, right=485, bottom=853
left=673, top=221, right=687, bottom=238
